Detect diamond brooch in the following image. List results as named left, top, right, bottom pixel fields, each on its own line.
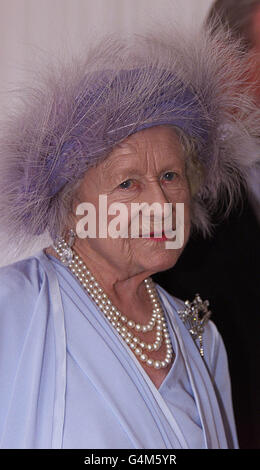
left=177, top=294, right=212, bottom=357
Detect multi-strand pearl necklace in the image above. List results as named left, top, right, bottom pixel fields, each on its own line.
left=53, top=238, right=174, bottom=370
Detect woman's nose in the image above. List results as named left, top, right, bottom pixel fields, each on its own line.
left=143, top=180, right=170, bottom=206
left=139, top=182, right=173, bottom=232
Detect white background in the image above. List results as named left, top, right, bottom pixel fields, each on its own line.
left=0, top=0, right=213, bottom=111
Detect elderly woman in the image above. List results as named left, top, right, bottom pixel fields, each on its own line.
left=0, top=25, right=259, bottom=449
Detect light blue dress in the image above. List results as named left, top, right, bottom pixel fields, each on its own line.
left=0, top=250, right=238, bottom=449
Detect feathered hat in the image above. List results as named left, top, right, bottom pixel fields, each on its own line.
left=0, top=23, right=260, bottom=259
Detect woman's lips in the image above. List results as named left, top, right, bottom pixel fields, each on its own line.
left=138, top=229, right=176, bottom=241
left=146, top=232, right=168, bottom=241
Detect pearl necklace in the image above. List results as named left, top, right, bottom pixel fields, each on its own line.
left=53, top=238, right=174, bottom=370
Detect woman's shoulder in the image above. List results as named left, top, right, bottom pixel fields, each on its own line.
left=0, top=251, right=47, bottom=329
left=0, top=252, right=45, bottom=295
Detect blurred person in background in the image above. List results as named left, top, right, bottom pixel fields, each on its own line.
left=155, top=0, right=260, bottom=449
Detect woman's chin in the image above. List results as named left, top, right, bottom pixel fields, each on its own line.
left=137, top=245, right=183, bottom=274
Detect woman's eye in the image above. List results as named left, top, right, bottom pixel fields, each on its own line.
left=162, top=171, right=176, bottom=181
left=119, top=179, right=133, bottom=189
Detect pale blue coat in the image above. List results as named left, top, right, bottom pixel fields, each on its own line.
left=0, top=250, right=238, bottom=448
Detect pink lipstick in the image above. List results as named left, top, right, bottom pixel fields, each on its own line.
left=148, top=232, right=168, bottom=241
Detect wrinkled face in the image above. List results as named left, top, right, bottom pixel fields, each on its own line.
left=72, top=126, right=191, bottom=278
